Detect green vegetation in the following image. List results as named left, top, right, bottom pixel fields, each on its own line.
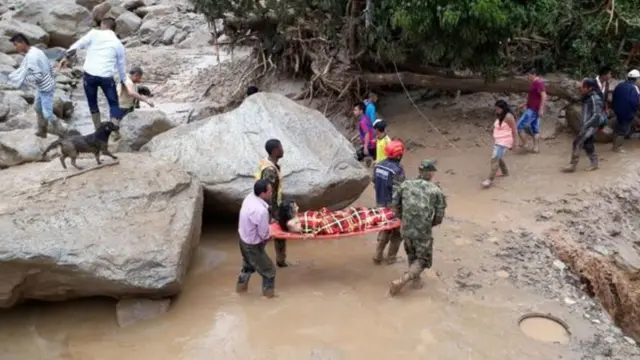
left=190, top=0, right=640, bottom=79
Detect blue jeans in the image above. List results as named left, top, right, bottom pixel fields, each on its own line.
left=34, top=89, right=55, bottom=122
left=517, top=108, right=540, bottom=135
left=83, top=72, right=120, bottom=119
left=492, top=144, right=508, bottom=159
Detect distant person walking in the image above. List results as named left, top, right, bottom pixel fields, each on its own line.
left=482, top=100, right=517, bottom=188
left=611, top=69, right=640, bottom=152
left=236, top=180, right=277, bottom=298
left=353, top=102, right=376, bottom=164
left=373, top=119, right=391, bottom=164
left=517, top=68, right=547, bottom=153
left=562, top=78, right=604, bottom=172
left=59, top=17, right=127, bottom=130
left=7, top=33, right=59, bottom=138
left=364, top=92, right=378, bottom=124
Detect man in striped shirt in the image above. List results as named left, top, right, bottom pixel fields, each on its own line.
left=8, top=33, right=57, bottom=138
left=60, top=17, right=127, bottom=130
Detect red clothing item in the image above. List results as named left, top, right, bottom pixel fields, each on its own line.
left=527, top=79, right=545, bottom=112
left=296, top=207, right=395, bottom=235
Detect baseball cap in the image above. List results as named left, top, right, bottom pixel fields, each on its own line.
left=419, top=159, right=438, bottom=172
left=373, top=119, right=387, bottom=130
left=628, top=69, right=640, bottom=79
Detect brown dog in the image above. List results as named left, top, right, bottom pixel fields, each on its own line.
left=42, top=121, right=119, bottom=169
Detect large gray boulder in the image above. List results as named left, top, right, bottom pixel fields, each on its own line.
left=116, top=109, right=174, bottom=152
left=0, top=128, right=56, bottom=168
left=0, top=19, right=50, bottom=47
left=14, top=0, right=94, bottom=48
left=115, top=11, right=142, bottom=38
left=0, top=153, right=203, bottom=308
left=142, top=92, right=370, bottom=213
left=0, top=90, right=30, bottom=122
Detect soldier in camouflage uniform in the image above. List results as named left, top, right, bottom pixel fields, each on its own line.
left=257, top=139, right=289, bottom=267
left=388, top=159, right=447, bottom=296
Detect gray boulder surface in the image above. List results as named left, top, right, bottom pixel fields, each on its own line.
left=116, top=108, right=174, bottom=152
left=0, top=153, right=203, bottom=308
left=142, top=92, right=370, bottom=213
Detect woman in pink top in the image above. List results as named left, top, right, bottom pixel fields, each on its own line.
left=482, top=100, right=518, bottom=188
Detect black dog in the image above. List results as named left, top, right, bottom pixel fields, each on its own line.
left=42, top=121, right=119, bottom=170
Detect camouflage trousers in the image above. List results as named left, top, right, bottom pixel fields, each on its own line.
left=373, top=228, right=403, bottom=264
left=403, top=236, right=434, bottom=279
left=237, top=240, right=276, bottom=291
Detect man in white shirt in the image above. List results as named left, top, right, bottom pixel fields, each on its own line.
left=8, top=33, right=59, bottom=138
left=60, top=17, right=127, bottom=130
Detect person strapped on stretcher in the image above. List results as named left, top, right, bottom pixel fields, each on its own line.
left=277, top=201, right=396, bottom=236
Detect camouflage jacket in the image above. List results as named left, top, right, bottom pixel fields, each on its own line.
left=260, top=166, right=280, bottom=220
left=391, top=179, right=447, bottom=239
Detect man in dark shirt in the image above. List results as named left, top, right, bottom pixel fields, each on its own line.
left=611, top=69, right=640, bottom=152
left=373, top=140, right=405, bottom=265
left=256, top=139, right=289, bottom=267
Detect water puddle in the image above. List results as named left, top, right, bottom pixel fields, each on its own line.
left=519, top=313, right=570, bottom=344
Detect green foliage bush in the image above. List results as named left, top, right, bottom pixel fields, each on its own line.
left=191, top=0, right=640, bottom=77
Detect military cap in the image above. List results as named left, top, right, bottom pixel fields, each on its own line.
left=419, top=159, right=438, bottom=171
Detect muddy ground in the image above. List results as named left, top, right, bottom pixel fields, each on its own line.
left=0, top=45, right=639, bottom=359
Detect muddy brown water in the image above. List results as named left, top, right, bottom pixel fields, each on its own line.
left=2, top=96, right=639, bottom=359
left=519, top=315, right=571, bottom=345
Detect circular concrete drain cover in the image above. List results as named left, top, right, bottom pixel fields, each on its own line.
left=518, top=313, right=571, bottom=344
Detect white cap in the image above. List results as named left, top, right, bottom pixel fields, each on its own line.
left=628, top=69, right=640, bottom=78
left=372, top=118, right=383, bottom=126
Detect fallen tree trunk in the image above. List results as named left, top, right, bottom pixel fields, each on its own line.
left=360, top=72, right=580, bottom=101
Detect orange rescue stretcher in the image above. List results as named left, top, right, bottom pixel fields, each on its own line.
left=268, top=206, right=402, bottom=240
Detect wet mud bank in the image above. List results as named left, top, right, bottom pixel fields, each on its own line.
left=536, top=178, right=640, bottom=344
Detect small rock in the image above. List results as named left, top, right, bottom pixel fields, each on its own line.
left=495, top=270, right=510, bottom=278
left=487, top=237, right=499, bottom=244
left=553, top=260, right=567, bottom=271
left=115, top=11, right=142, bottom=38
left=592, top=245, right=610, bottom=257
left=623, top=336, right=637, bottom=345
left=122, top=0, right=145, bottom=11
left=161, top=25, right=178, bottom=45
left=563, top=297, right=576, bottom=305
left=116, top=298, right=171, bottom=328
left=604, top=336, right=616, bottom=344
left=537, top=211, right=553, bottom=220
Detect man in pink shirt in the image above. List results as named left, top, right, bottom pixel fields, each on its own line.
left=236, top=180, right=277, bottom=298
left=517, top=68, right=547, bottom=153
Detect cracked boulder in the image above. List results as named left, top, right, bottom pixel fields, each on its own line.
left=142, top=92, right=370, bottom=213
left=0, top=153, right=203, bottom=308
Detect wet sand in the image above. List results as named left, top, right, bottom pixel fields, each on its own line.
left=1, top=93, right=639, bottom=359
